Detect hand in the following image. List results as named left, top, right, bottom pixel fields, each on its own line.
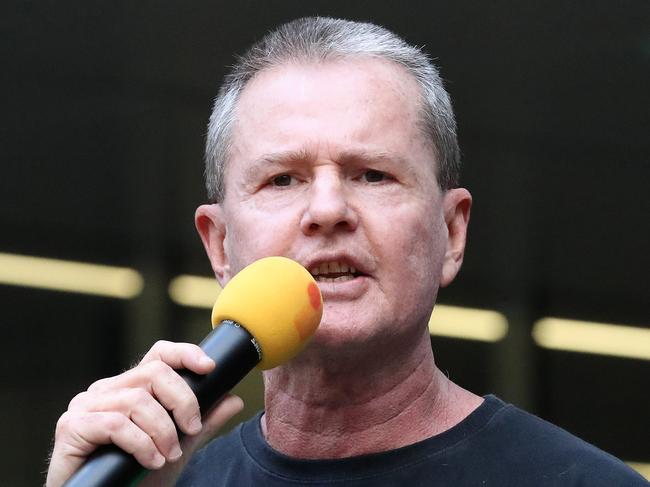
left=45, top=341, right=244, bottom=487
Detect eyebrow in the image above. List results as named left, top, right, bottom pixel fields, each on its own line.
left=253, top=147, right=407, bottom=168
left=255, top=148, right=317, bottom=166
left=337, top=149, right=407, bottom=167
left=240, top=149, right=312, bottom=183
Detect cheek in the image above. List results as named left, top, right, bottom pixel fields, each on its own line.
left=409, top=217, right=445, bottom=269
left=382, top=204, right=446, bottom=291
left=394, top=215, right=446, bottom=325
left=224, top=203, right=302, bottom=271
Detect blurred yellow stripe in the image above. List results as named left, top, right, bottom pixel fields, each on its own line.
left=429, top=304, right=508, bottom=342
left=627, top=462, right=650, bottom=480
left=169, top=274, right=221, bottom=308
left=169, top=276, right=509, bottom=343
left=533, top=318, right=650, bottom=361
left=0, top=252, right=143, bottom=299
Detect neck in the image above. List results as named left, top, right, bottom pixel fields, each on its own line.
left=261, top=330, right=482, bottom=459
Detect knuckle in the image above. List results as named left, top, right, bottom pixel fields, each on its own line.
left=104, top=412, right=127, bottom=432
left=139, top=340, right=171, bottom=364
left=134, top=435, right=160, bottom=462
left=185, top=343, right=203, bottom=355
left=146, top=359, right=171, bottom=376
left=55, top=411, right=73, bottom=436
left=87, top=376, right=112, bottom=392
left=160, top=418, right=177, bottom=439
left=150, top=422, right=176, bottom=450
left=121, top=387, right=150, bottom=406
left=127, top=387, right=151, bottom=404
left=67, top=391, right=88, bottom=410
left=54, top=411, right=90, bottom=443
left=151, top=340, right=172, bottom=352
left=177, top=392, right=199, bottom=413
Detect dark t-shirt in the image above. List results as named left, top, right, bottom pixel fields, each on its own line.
left=177, top=395, right=647, bottom=486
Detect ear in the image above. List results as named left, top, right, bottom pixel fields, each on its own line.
left=440, top=188, right=472, bottom=288
left=195, top=204, right=232, bottom=287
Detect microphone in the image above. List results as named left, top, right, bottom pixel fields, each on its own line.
left=63, top=256, right=323, bottom=487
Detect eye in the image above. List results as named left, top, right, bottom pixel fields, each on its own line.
left=270, top=174, right=294, bottom=187
left=362, top=170, right=390, bottom=183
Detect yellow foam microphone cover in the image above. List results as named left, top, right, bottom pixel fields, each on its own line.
left=211, top=256, right=323, bottom=370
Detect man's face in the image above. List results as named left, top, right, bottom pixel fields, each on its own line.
left=198, top=58, right=469, bottom=351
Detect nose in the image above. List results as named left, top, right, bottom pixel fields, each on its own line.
left=299, top=170, right=358, bottom=236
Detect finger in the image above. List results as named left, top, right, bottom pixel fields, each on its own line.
left=139, top=395, right=244, bottom=487
left=181, top=394, right=245, bottom=453
left=86, top=360, right=203, bottom=436
left=53, top=411, right=166, bottom=472
left=140, top=340, right=216, bottom=374
left=68, top=388, right=182, bottom=462
left=139, top=360, right=204, bottom=435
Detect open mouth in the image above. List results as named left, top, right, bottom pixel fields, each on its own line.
left=309, top=261, right=363, bottom=283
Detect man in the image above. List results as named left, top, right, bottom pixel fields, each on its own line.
left=46, top=17, right=647, bottom=486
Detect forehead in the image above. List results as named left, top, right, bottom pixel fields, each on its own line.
left=240, top=57, right=421, bottom=109
left=229, top=58, right=432, bottom=164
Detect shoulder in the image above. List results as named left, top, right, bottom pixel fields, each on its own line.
left=474, top=396, right=648, bottom=486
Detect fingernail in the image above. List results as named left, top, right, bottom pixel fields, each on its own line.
left=189, top=415, right=202, bottom=434
left=169, top=444, right=183, bottom=461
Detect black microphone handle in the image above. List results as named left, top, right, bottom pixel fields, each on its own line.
left=62, top=320, right=262, bottom=487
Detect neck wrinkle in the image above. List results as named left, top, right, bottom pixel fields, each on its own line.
left=261, top=332, right=481, bottom=459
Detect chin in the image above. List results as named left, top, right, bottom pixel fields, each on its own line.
left=307, top=314, right=401, bottom=353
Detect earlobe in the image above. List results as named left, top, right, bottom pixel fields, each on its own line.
left=440, top=188, right=472, bottom=288
left=195, top=204, right=231, bottom=287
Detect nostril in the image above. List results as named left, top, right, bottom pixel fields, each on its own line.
left=334, top=220, right=350, bottom=229
left=309, top=223, right=319, bottom=231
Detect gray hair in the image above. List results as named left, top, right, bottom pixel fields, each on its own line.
left=205, top=17, right=460, bottom=202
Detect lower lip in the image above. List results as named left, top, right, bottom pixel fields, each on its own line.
left=315, top=275, right=370, bottom=300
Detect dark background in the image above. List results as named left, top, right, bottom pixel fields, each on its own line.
left=2, top=1, right=649, bottom=485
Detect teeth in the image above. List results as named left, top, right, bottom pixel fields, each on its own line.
left=315, top=275, right=354, bottom=283
left=309, top=261, right=358, bottom=279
